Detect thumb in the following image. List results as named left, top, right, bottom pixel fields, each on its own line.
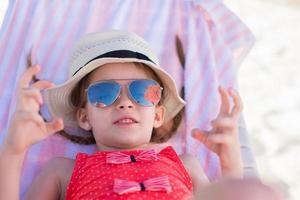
left=45, top=118, right=64, bottom=135
left=192, top=128, right=216, bottom=152
left=191, top=128, right=209, bottom=143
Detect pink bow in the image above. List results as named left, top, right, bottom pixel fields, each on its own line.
left=113, top=176, right=172, bottom=195
left=106, top=149, right=158, bottom=164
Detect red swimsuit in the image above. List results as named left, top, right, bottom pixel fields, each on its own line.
left=66, top=146, right=193, bottom=200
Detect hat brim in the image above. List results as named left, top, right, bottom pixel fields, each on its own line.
left=44, top=57, right=185, bottom=133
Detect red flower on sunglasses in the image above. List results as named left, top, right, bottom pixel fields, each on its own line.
left=144, top=85, right=161, bottom=105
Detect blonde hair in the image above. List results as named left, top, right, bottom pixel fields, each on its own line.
left=58, top=62, right=184, bottom=145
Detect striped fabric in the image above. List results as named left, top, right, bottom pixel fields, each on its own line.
left=0, top=0, right=256, bottom=198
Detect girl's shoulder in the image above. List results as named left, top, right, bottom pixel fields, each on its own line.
left=45, top=157, right=75, bottom=199
left=45, top=157, right=75, bottom=176
left=179, top=154, right=210, bottom=192
left=25, top=157, right=75, bottom=200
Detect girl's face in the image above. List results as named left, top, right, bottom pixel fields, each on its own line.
left=77, top=62, right=165, bottom=151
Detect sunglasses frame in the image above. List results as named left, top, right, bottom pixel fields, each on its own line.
left=85, top=79, right=163, bottom=107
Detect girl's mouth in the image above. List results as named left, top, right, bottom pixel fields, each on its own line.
left=113, top=117, right=138, bottom=125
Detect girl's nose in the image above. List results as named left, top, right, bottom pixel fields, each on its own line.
left=115, top=87, right=135, bottom=110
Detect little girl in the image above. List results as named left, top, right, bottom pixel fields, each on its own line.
left=0, top=30, right=243, bottom=200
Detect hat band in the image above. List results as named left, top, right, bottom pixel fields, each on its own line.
left=73, top=50, right=155, bottom=76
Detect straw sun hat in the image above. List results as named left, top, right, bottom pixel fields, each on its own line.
left=44, top=30, right=185, bottom=133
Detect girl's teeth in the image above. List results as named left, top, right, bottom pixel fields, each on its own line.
left=118, top=119, right=135, bottom=124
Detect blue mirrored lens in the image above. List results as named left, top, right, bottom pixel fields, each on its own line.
left=129, top=80, right=161, bottom=106
left=87, top=82, right=120, bottom=107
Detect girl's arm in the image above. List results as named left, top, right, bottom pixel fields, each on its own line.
left=0, top=65, right=64, bottom=200
left=180, top=154, right=210, bottom=198
left=192, top=86, right=243, bottom=178
left=0, top=145, right=26, bottom=200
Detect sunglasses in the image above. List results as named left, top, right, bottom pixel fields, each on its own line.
left=86, top=79, right=163, bottom=107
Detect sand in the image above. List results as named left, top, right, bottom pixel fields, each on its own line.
left=225, top=1, right=300, bottom=199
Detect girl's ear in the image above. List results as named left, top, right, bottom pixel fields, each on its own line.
left=153, top=105, right=166, bottom=128
left=76, top=108, right=92, bottom=131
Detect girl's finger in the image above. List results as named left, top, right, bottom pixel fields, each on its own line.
left=21, top=112, right=60, bottom=141
left=19, top=88, right=43, bottom=105
left=31, top=80, right=54, bottom=90
left=228, top=88, right=243, bottom=118
left=18, top=65, right=41, bottom=88
left=204, top=138, right=217, bottom=152
left=192, top=128, right=210, bottom=143
left=218, top=86, right=231, bottom=116
left=21, top=111, right=47, bottom=132
left=211, top=117, right=236, bottom=131
left=207, top=133, right=231, bottom=145
left=45, top=118, right=64, bottom=135
left=192, top=129, right=217, bottom=152
left=21, top=111, right=44, bottom=123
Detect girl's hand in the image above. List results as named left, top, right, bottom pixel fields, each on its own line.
left=3, top=65, right=64, bottom=155
left=192, top=86, right=243, bottom=178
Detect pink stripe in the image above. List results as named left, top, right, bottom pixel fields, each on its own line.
left=208, top=3, right=224, bottom=16
left=185, top=37, right=206, bottom=93
left=210, top=3, right=224, bottom=15
left=126, top=1, right=142, bottom=31
left=0, top=1, right=22, bottom=65
left=215, top=44, right=234, bottom=83
left=185, top=11, right=211, bottom=87
left=223, top=19, right=244, bottom=36
left=84, top=1, right=114, bottom=33
left=137, top=0, right=162, bottom=36
left=219, top=56, right=236, bottom=88
left=188, top=82, right=215, bottom=128
left=161, top=2, right=179, bottom=83
left=48, top=2, right=90, bottom=81
left=187, top=48, right=217, bottom=128
left=212, top=29, right=224, bottom=65
left=136, top=1, right=154, bottom=36
left=211, top=4, right=234, bottom=25
left=187, top=44, right=212, bottom=123
left=218, top=56, right=233, bottom=84
left=42, top=1, right=77, bottom=76
left=226, top=29, right=252, bottom=46
left=177, top=0, right=185, bottom=44
left=211, top=23, right=235, bottom=86
left=30, top=0, right=61, bottom=68
left=218, top=11, right=233, bottom=25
